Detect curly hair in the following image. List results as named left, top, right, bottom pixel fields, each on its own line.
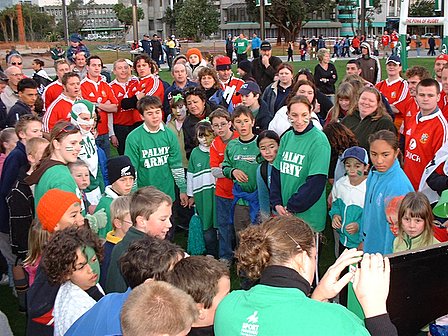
left=41, top=226, right=102, bottom=285
left=323, top=122, right=358, bottom=155
left=236, top=216, right=315, bottom=280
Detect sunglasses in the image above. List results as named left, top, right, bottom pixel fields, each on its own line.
left=53, top=123, right=80, bottom=139
left=11, top=62, right=22, bottom=66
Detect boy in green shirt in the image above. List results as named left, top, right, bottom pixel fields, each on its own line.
left=125, top=95, right=188, bottom=208
left=222, top=106, right=260, bottom=238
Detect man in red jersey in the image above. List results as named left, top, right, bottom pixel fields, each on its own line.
left=42, top=72, right=81, bottom=133
left=80, top=55, right=118, bottom=158
left=43, top=60, right=70, bottom=111
left=109, top=58, right=138, bottom=155
left=214, top=56, right=244, bottom=106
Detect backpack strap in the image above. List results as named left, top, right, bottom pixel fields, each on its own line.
left=260, top=160, right=269, bottom=191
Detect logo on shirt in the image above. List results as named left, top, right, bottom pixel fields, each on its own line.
left=279, top=151, right=305, bottom=177
left=141, top=146, right=170, bottom=168
left=420, top=133, right=429, bottom=144
left=241, top=311, right=259, bottom=336
left=89, top=92, right=95, bottom=97
left=391, top=91, right=397, bottom=99
left=409, top=138, right=417, bottom=150
left=406, top=111, right=412, bottom=117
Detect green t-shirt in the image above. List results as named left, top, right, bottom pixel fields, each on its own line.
left=125, top=123, right=186, bottom=200
left=222, top=136, right=259, bottom=206
left=235, top=38, right=249, bottom=55
left=273, top=128, right=330, bottom=231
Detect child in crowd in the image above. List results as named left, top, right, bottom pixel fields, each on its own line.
left=0, top=115, right=42, bottom=289
left=68, top=160, right=91, bottom=213
left=362, top=130, right=413, bottom=254
left=238, top=81, right=272, bottom=134
left=95, top=155, right=135, bottom=238
left=71, top=100, right=105, bottom=206
left=99, top=196, right=132, bottom=288
left=256, top=130, right=280, bottom=220
left=330, top=146, right=369, bottom=254
left=222, top=106, right=260, bottom=239
left=186, top=48, right=207, bottom=82
left=106, top=186, right=174, bottom=293
left=66, top=235, right=184, bottom=336
left=209, top=108, right=238, bottom=264
left=394, top=192, right=440, bottom=252
left=325, top=82, right=357, bottom=125
left=41, top=226, right=104, bottom=336
left=166, top=93, right=188, bottom=169
left=125, top=96, right=188, bottom=219
left=168, top=256, right=230, bottom=336
left=120, top=281, right=198, bottom=336
left=7, top=137, right=48, bottom=261
left=0, top=127, right=18, bottom=175
left=187, top=121, right=217, bottom=257
left=23, top=221, right=50, bottom=286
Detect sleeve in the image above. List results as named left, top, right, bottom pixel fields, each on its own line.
left=221, top=144, right=234, bottom=180
left=186, top=155, right=194, bottom=197
left=328, top=185, right=342, bottom=218
left=108, top=113, right=115, bottom=137
left=377, top=118, right=397, bottom=135
left=0, top=156, right=22, bottom=199
left=286, top=174, right=327, bottom=213
left=269, top=166, right=283, bottom=208
left=167, top=131, right=187, bottom=193
left=364, top=314, right=398, bottom=336
left=106, top=85, right=118, bottom=105
left=256, top=165, right=271, bottom=218
left=120, top=96, right=138, bottom=110
left=210, top=142, right=225, bottom=178
left=426, top=170, right=448, bottom=194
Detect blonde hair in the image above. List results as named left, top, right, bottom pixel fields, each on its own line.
left=111, top=196, right=131, bottom=227
left=329, top=82, right=358, bottom=122
left=121, top=281, right=198, bottom=336
left=317, top=48, right=330, bottom=62
left=23, top=220, right=50, bottom=267
left=26, top=137, right=49, bottom=156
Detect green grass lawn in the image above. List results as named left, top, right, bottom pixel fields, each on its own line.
left=1, top=56, right=436, bottom=335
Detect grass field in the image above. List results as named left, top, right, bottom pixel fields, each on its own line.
left=0, top=56, right=437, bottom=336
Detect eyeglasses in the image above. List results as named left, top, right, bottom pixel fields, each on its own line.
left=53, top=123, right=80, bottom=139
left=212, top=122, right=229, bottom=129
left=11, top=62, right=22, bottom=66
left=122, top=220, right=133, bottom=226
left=10, top=73, right=23, bottom=77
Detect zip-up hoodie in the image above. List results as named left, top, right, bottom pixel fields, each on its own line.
left=362, top=159, right=413, bottom=254
left=357, top=42, right=381, bottom=85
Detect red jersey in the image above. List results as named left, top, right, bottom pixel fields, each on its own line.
left=381, top=34, right=390, bottom=47
left=376, top=77, right=410, bottom=129
left=403, top=109, right=448, bottom=190
left=438, top=90, right=447, bottom=110
left=210, top=130, right=239, bottom=199
left=42, top=94, right=75, bottom=133
left=42, top=81, right=63, bottom=111
left=391, top=32, right=399, bottom=42
left=81, top=75, right=118, bottom=136
left=126, top=74, right=165, bottom=122
left=401, top=97, right=420, bottom=136
left=220, top=76, right=244, bottom=106
left=109, top=77, right=139, bottom=126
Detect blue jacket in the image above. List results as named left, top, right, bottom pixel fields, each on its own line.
left=362, top=160, right=413, bottom=254
left=257, top=162, right=272, bottom=219
left=65, top=288, right=131, bottom=336
left=0, top=141, right=27, bottom=233
left=230, top=183, right=260, bottom=224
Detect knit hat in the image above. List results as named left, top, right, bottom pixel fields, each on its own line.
left=215, top=56, right=232, bottom=71
left=186, top=48, right=203, bottom=62
left=107, top=155, right=136, bottom=185
left=71, top=99, right=95, bottom=120
left=238, top=60, right=252, bottom=74
left=37, top=189, right=81, bottom=233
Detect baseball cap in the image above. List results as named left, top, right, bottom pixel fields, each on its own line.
left=341, top=146, right=369, bottom=165
left=70, top=33, right=82, bottom=43
left=215, top=56, right=232, bottom=71
left=436, top=54, right=448, bottom=62
left=260, top=40, right=272, bottom=51
left=386, top=54, right=401, bottom=65
left=237, top=81, right=261, bottom=96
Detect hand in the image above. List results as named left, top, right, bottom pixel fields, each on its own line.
left=110, top=135, right=119, bottom=148
left=311, top=248, right=364, bottom=302
left=136, top=91, right=145, bottom=100
left=232, top=169, right=248, bottom=183
left=345, top=222, right=359, bottom=235
left=262, top=55, right=270, bottom=67
left=275, top=205, right=290, bottom=216
left=314, top=101, right=321, bottom=113
left=188, top=197, right=195, bottom=208
left=331, top=215, right=342, bottom=229
left=353, top=253, right=390, bottom=318
left=179, top=193, right=189, bottom=207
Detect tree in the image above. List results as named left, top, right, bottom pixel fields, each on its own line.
left=113, top=3, right=144, bottom=41
left=409, top=0, right=438, bottom=16
left=174, top=0, right=220, bottom=41
left=0, top=9, right=10, bottom=42
left=21, top=4, right=55, bottom=41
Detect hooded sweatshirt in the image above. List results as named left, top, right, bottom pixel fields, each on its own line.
left=357, top=42, right=381, bottom=85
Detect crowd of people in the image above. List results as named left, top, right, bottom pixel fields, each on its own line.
left=1, top=30, right=448, bottom=335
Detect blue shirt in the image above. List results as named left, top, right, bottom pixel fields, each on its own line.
left=252, top=37, right=262, bottom=50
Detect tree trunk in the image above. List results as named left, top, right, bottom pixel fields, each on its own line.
left=9, top=16, right=14, bottom=42
left=28, top=15, right=35, bottom=41
left=277, top=27, right=282, bottom=45
left=0, top=20, right=8, bottom=42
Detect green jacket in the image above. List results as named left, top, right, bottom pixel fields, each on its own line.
left=95, top=186, right=120, bottom=239
left=105, top=226, right=146, bottom=293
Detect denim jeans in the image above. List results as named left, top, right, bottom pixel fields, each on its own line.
left=204, top=227, right=218, bottom=258
left=95, top=134, right=110, bottom=158
left=216, top=196, right=235, bottom=261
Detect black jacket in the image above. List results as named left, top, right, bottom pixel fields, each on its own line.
left=182, top=104, right=212, bottom=159
left=6, top=100, right=32, bottom=127
left=252, top=56, right=282, bottom=92
left=253, top=99, right=273, bottom=135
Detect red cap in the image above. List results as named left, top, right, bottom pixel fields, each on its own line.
left=436, top=54, right=448, bottom=62
left=215, top=56, right=232, bottom=71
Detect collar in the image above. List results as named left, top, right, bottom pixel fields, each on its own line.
left=239, top=134, right=257, bottom=144
left=260, top=265, right=311, bottom=294
left=143, top=122, right=165, bottom=133
left=385, top=77, right=403, bottom=86
left=16, top=100, right=32, bottom=110
left=417, top=107, right=441, bottom=121
left=292, top=122, right=314, bottom=135
left=106, top=230, right=122, bottom=245
left=199, top=144, right=210, bottom=152
left=105, top=185, right=121, bottom=198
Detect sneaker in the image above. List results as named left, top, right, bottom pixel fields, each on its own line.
left=0, top=274, right=8, bottom=285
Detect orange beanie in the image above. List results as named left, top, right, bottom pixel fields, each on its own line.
left=37, top=189, right=81, bottom=233
left=186, top=48, right=203, bottom=62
